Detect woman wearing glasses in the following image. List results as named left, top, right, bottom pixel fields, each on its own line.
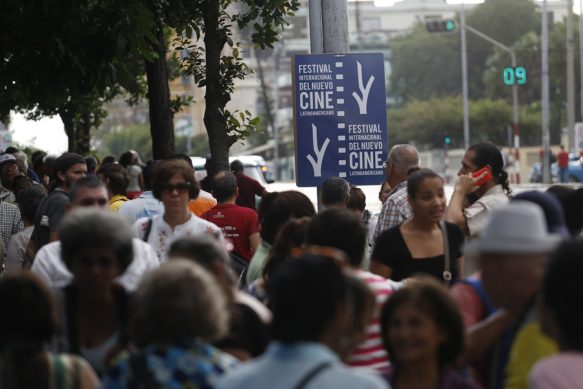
left=132, top=159, right=224, bottom=262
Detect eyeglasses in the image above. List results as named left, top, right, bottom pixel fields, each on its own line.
left=161, top=182, right=191, bottom=194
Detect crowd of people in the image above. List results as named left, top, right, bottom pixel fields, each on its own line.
left=0, top=143, right=582, bottom=389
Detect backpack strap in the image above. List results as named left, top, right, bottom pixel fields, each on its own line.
left=50, top=354, right=67, bottom=389
left=294, top=361, right=333, bottom=389
left=142, top=218, right=153, bottom=242
left=439, top=221, right=452, bottom=285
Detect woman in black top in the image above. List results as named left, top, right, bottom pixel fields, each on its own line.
left=371, top=168, right=464, bottom=283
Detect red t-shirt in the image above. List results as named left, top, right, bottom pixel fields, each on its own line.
left=234, top=172, right=265, bottom=210
left=201, top=203, right=260, bottom=261
left=557, top=150, right=569, bottom=168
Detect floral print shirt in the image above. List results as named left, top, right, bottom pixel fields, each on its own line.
left=101, top=341, right=238, bottom=389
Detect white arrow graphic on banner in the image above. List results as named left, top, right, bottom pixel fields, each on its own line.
left=306, top=124, right=330, bottom=177
left=352, top=61, right=375, bottom=115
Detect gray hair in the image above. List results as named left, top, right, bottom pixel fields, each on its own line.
left=131, top=259, right=229, bottom=346
left=59, top=208, right=133, bottom=273
left=321, top=176, right=351, bottom=206
left=388, top=144, right=419, bottom=173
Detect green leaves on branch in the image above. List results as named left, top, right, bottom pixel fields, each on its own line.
left=224, top=109, right=261, bottom=139
left=172, top=0, right=299, bottom=144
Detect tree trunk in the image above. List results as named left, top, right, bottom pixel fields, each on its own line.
left=60, top=109, right=77, bottom=153
left=146, top=26, right=175, bottom=159
left=204, top=0, right=235, bottom=178
left=76, top=109, right=91, bottom=155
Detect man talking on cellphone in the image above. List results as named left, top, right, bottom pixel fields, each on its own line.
left=445, top=142, right=511, bottom=239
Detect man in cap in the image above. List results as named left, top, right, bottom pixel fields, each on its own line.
left=0, top=153, right=20, bottom=202
left=28, top=152, right=87, bottom=257
left=459, top=202, right=561, bottom=389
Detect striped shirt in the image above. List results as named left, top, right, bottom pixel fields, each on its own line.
left=346, top=270, right=395, bottom=373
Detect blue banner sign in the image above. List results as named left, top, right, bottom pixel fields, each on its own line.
left=292, top=53, right=388, bottom=187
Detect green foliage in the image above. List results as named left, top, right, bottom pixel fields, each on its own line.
left=173, top=0, right=299, bottom=145
left=390, top=0, right=539, bottom=103
left=101, top=125, right=154, bottom=161
left=483, top=32, right=541, bottom=104
left=389, top=97, right=544, bottom=147
left=0, top=0, right=154, bottom=152
left=98, top=125, right=210, bottom=161
left=390, top=24, right=460, bottom=103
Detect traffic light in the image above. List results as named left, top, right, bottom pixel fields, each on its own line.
left=426, top=19, right=457, bottom=33
left=444, top=135, right=452, bottom=145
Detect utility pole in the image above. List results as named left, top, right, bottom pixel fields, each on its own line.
left=461, top=2, right=470, bottom=150
left=567, top=0, right=576, bottom=153
left=272, top=45, right=280, bottom=180
left=321, top=0, right=349, bottom=53
left=309, top=0, right=323, bottom=54
left=580, top=0, right=583, bottom=128
left=355, top=0, right=363, bottom=51
left=463, top=24, right=521, bottom=183
left=308, top=0, right=348, bottom=210
left=542, top=0, right=551, bottom=184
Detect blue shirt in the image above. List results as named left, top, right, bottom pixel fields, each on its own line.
left=216, top=342, right=389, bottom=389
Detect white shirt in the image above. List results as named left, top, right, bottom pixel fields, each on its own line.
left=118, top=191, right=164, bottom=225
left=5, top=225, right=34, bottom=274
left=132, top=214, right=225, bottom=262
left=464, top=185, right=509, bottom=237
left=31, top=238, right=159, bottom=291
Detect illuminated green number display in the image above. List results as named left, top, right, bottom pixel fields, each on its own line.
left=503, top=66, right=527, bottom=86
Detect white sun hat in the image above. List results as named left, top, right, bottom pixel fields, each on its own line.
left=464, top=201, right=562, bottom=255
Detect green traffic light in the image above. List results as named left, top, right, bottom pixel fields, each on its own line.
left=446, top=20, right=456, bottom=31
left=444, top=136, right=452, bottom=145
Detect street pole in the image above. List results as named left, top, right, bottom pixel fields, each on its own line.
left=567, top=0, right=576, bottom=153
left=463, top=23, right=521, bottom=183
left=511, top=53, right=521, bottom=183
left=461, top=2, right=470, bottom=150
left=542, top=0, right=551, bottom=184
left=272, top=45, right=280, bottom=181
left=580, top=0, right=583, bottom=130
left=321, top=0, right=349, bottom=53
left=309, top=0, right=323, bottom=54
left=308, top=0, right=348, bottom=211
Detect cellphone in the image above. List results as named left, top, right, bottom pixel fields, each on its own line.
left=471, top=166, right=492, bottom=187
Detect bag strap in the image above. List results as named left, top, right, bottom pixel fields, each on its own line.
left=142, top=218, right=153, bottom=242
left=294, top=361, right=332, bottom=389
left=440, top=221, right=452, bottom=285
left=51, top=354, right=67, bottom=389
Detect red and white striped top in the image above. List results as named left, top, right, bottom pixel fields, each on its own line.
left=346, top=270, right=396, bottom=373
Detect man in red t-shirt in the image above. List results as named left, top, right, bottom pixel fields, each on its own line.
left=201, top=171, right=261, bottom=262
left=557, top=145, right=569, bottom=183
left=230, top=159, right=266, bottom=210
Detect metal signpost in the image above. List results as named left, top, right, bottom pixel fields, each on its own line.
left=292, top=53, right=388, bottom=187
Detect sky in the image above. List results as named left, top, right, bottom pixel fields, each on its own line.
left=9, top=113, right=68, bottom=155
